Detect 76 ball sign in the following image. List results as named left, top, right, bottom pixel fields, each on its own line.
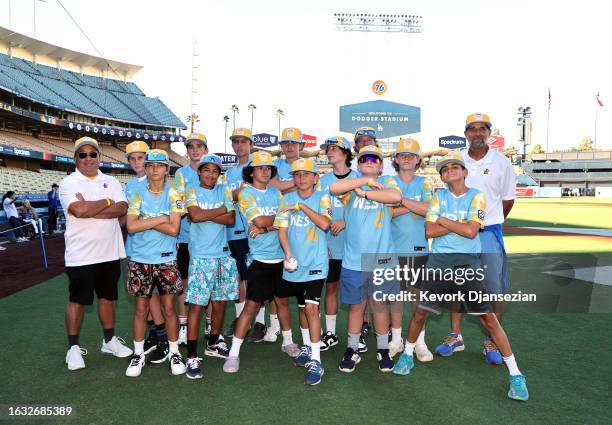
left=372, top=80, right=387, bottom=95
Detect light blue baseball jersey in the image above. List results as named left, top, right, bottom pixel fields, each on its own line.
left=127, top=183, right=183, bottom=264
left=425, top=187, right=486, bottom=254
left=273, top=191, right=332, bottom=282
left=221, top=159, right=250, bottom=241
left=391, top=175, right=434, bottom=255
left=174, top=165, right=200, bottom=244
left=273, top=158, right=294, bottom=182
left=238, top=184, right=284, bottom=261
left=185, top=183, right=234, bottom=258
left=341, top=175, right=400, bottom=271
left=319, top=170, right=360, bottom=260
left=124, top=175, right=147, bottom=257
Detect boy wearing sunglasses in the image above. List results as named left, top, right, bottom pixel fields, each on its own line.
left=174, top=133, right=209, bottom=345
left=184, top=155, right=238, bottom=379
left=124, top=149, right=185, bottom=378
left=273, top=158, right=332, bottom=385
left=330, top=145, right=402, bottom=373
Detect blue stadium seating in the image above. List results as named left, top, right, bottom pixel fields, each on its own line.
left=0, top=53, right=184, bottom=128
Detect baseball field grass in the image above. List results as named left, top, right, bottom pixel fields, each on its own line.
left=1, top=198, right=610, bottom=425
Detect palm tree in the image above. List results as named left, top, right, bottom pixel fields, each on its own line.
left=186, top=112, right=199, bottom=134
left=248, top=104, right=257, bottom=133
left=223, top=115, right=230, bottom=152
left=276, top=109, right=284, bottom=140
left=230, top=105, right=239, bottom=130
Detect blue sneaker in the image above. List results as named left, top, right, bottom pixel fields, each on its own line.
left=393, top=352, right=415, bottom=375
left=304, top=360, right=324, bottom=385
left=377, top=349, right=394, bottom=372
left=435, top=333, right=465, bottom=357
left=338, top=347, right=361, bottom=373
left=294, top=345, right=312, bottom=368
left=508, top=374, right=529, bottom=401
left=483, top=338, right=503, bottom=365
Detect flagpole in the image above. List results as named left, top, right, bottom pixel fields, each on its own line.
left=546, top=107, right=550, bottom=152
left=594, top=102, right=598, bottom=150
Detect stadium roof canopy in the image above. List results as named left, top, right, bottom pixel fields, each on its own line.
left=0, top=26, right=141, bottom=80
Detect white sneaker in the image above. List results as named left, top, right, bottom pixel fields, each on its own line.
left=66, top=345, right=87, bottom=370
left=389, top=338, right=404, bottom=358
left=125, top=353, right=145, bottom=377
left=178, top=324, right=187, bottom=345
left=415, top=343, right=434, bottom=362
left=16, top=237, right=27, bottom=243
left=169, top=352, right=186, bottom=375
left=263, top=327, right=280, bottom=343
left=101, top=336, right=133, bottom=358
left=0, top=246, right=6, bottom=251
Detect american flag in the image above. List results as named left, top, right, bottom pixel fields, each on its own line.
left=548, top=88, right=551, bottom=110
left=596, top=92, right=604, bottom=107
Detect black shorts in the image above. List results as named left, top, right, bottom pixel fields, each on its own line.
left=418, top=253, right=491, bottom=314
left=398, top=255, right=429, bottom=291
left=326, top=259, right=342, bottom=283
left=177, top=243, right=190, bottom=279
left=277, top=279, right=325, bottom=307
left=246, top=260, right=283, bottom=303
left=66, top=260, right=121, bottom=305
left=228, top=238, right=250, bottom=280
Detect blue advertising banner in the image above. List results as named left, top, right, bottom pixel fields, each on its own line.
left=214, top=153, right=238, bottom=170
left=438, top=135, right=466, bottom=150
left=339, top=100, right=421, bottom=138
left=0, top=143, right=44, bottom=159
left=252, top=133, right=278, bottom=148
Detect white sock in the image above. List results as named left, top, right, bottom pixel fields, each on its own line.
left=326, top=314, right=336, bottom=335
left=311, top=340, right=321, bottom=362
left=179, top=316, right=187, bottom=325
left=417, top=329, right=426, bottom=345
left=391, top=327, right=402, bottom=345
left=301, top=328, right=311, bottom=347
left=229, top=337, right=243, bottom=358
left=168, top=340, right=179, bottom=354
left=503, top=354, right=522, bottom=376
left=134, top=340, right=144, bottom=355
left=282, top=330, right=293, bottom=347
left=404, top=341, right=416, bottom=356
left=270, top=314, right=280, bottom=330
left=255, top=307, right=265, bottom=325
left=235, top=301, right=245, bottom=317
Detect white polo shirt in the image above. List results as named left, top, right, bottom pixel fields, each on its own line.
left=3, top=197, right=19, bottom=219
left=59, top=168, right=127, bottom=267
left=461, top=148, right=516, bottom=226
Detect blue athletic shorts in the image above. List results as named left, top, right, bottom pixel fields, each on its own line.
left=479, top=230, right=509, bottom=294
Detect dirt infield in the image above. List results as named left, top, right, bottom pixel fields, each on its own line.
left=505, top=226, right=612, bottom=242
left=0, top=235, right=67, bottom=299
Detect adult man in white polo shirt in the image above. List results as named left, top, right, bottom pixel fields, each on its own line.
left=434, top=113, right=516, bottom=365
left=60, top=136, right=133, bottom=371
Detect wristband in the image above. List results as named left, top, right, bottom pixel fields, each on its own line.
left=364, top=191, right=368, bottom=200
left=105, top=198, right=111, bottom=207
left=367, top=178, right=374, bottom=187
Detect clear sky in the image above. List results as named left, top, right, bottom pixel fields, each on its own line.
left=2, top=0, right=610, bottom=156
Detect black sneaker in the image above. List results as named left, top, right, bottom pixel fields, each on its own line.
left=338, top=347, right=361, bottom=373
left=247, top=322, right=267, bottom=343
left=205, top=319, right=212, bottom=337
left=149, top=342, right=169, bottom=364
left=377, top=349, right=394, bottom=372
left=223, top=318, right=237, bottom=338
left=143, top=336, right=157, bottom=355
left=361, top=322, right=371, bottom=336
left=320, top=331, right=339, bottom=352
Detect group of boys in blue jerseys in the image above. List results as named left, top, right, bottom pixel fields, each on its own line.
left=118, top=113, right=528, bottom=400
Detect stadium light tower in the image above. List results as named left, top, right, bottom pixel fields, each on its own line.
left=517, top=106, right=532, bottom=162
left=333, top=13, right=423, bottom=33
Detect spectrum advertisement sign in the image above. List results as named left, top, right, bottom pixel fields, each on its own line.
left=339, top=100, right=420, bottom=138
left=439, top=135, right=467, bottom=150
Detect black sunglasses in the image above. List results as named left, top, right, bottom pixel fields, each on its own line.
left=77, top=152, right=98, bottom=159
